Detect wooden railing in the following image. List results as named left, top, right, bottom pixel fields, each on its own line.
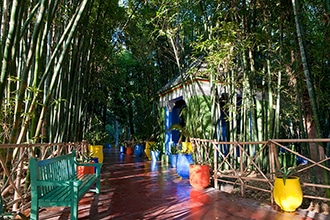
left=2, top=139, right=329, bottom=213
left=190, top=138, right=330, bottom=205
left=0, top=141, right=88, bottom=212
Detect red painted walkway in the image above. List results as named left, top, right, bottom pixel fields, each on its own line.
left=38, top=147, right=326, bottom=220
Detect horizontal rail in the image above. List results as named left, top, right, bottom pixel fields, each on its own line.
left=0, top=141, right=88, bottom=213
left=191, top=138, right=330, bottom=206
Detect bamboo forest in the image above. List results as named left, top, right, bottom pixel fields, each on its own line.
left=0, top=0, right=330, bottom=217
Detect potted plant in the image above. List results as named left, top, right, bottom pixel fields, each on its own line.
left=176, top=143, right=194, bottom=179
left=168, top=124, right=194, bottom=178
left=119, top=140, right=126, bottom=154
left=145, top=135, right=157, bottom=160
left=76, top=152, right=96, bottom=175
left=273, top=166, right=303, bottom=212
left=169, top=144, right=179, bottom=168
left=168, top=122, right=212, bottom=188
left=133, top=137, right=144, bottom=157
left=188, top=140, right=212, bottom=190
left=168, top=124, right=192, bottom=147
left=149, top=141, right=163, bottom=161
left=85, top=130, right=109, bottom=163
left=125, top=138, right=135, bottom=155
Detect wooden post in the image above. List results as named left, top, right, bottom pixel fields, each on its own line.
left=213, top=140, right=218, bottom=190
left=269, top=140, right=277, bottom=206
left=269, top=141, right=276, bottom=181
left=239, top=143, right=244, bottom=197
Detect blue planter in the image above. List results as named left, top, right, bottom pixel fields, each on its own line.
left=170, top=154, right=178, bottom=168
left=134, top=144, right=144, bottom=157
left=119, top=146, right=126, bottom=154
left=176, top=154, right=193, bottom=179
left=150, top=160, right=159, bottom=171
left=151, top=150, right=162, bottom=161
left=92, top=158, right=98, bottom=172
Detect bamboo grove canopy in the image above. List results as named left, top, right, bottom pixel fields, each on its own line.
left=0, top=0, right=329, bottom=151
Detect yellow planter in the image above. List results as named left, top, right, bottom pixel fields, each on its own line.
left=145, top=141, right=154, bottom=160
left=181, top=142, right=193, bottom=153
left=273, top=176, right=303, bottom=212
left=88, top=145, right=104, bottom=163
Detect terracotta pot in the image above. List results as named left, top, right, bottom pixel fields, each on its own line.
left=273, top=176, right=303, bottom=212
left=126, top=146, right=134, bottom=155
left=189, top=164, right=210, bottom=190
left=77, top=165, right=94, bottom=175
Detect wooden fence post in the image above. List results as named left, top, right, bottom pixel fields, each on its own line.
left=269, top=141, right=276, bottom=181
left=213, top=140, right=218, bottom=190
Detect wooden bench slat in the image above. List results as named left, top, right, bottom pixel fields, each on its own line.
left=41, top=186, right=71, bottom=201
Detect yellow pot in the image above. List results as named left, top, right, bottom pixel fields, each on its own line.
left=88, top=145, right=104, bottom=163
left=181, top=142, right=193, bottom=153
left=145, top=141, right=154, bottom=160
left=273, top=176, right=303, bottom=212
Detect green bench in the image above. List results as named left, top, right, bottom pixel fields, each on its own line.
left=29, top=150, right=102, bottom=220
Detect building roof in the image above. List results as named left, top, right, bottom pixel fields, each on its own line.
left=158, top=59, right=209, bottom=96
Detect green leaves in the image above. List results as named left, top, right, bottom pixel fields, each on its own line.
left=149, top=142, right=163, bottom=153
left=277, top=166, right=297, bottom=185
left=85, top=130, right=109, bottom=146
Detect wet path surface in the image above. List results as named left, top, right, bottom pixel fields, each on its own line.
left=39, top=147, right=309, bottom=219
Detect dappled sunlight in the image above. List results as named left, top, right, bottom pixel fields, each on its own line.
left=38, top=147, right=305, bottom=219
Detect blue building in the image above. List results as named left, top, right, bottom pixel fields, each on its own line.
left=158, top=66, right=227, bottom=158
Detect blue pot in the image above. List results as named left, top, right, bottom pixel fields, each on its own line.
left=151, top=150, right=161, bottom=161
left=176, top=154, right=193, bottom=179
left=119, top=146, right=126, bottom=154
left=92, top=158, right=98, bottom=172
left=150, top=160, right=159, bottom=171
left=170, top=154, right=178, bottom=168
left=134, top=144, right=144, bottom=157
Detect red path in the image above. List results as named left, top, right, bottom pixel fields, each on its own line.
left=37, top=147, right=315, bottom=219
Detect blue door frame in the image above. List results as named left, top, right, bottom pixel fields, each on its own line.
left=164, top=97, right=184, bottom=155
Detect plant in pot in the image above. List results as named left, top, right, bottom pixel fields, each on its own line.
left=119, top=140, right=126, bottom=154
left=273, top=166, right=303, bottom=212
left=168, top=124, right=192, bottom=151
left=76, top=152, right=96, bottom=175
left=169, top=144, right=179, bottom=168
left=125, top=138, right=135, bottom=155
left=85, top=130, right=109, bottom=163
left=168, top=124, right=194, bottom=178
left=176, top=143, right=194, bottom=179
left=145, top=134, right=157, bottom=160
left=189, top=141, right=212, bottom=190
left=149, top=141, right=163, bottom=161
left=133, top=136, right=144, bottom=157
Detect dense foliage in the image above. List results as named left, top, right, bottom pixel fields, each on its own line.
left=0, top=0, right=329, bottom=149
left=0, top=0, right=329, bottom=212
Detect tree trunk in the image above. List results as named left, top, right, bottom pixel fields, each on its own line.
left=292, top=0, right=326, bottom=186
